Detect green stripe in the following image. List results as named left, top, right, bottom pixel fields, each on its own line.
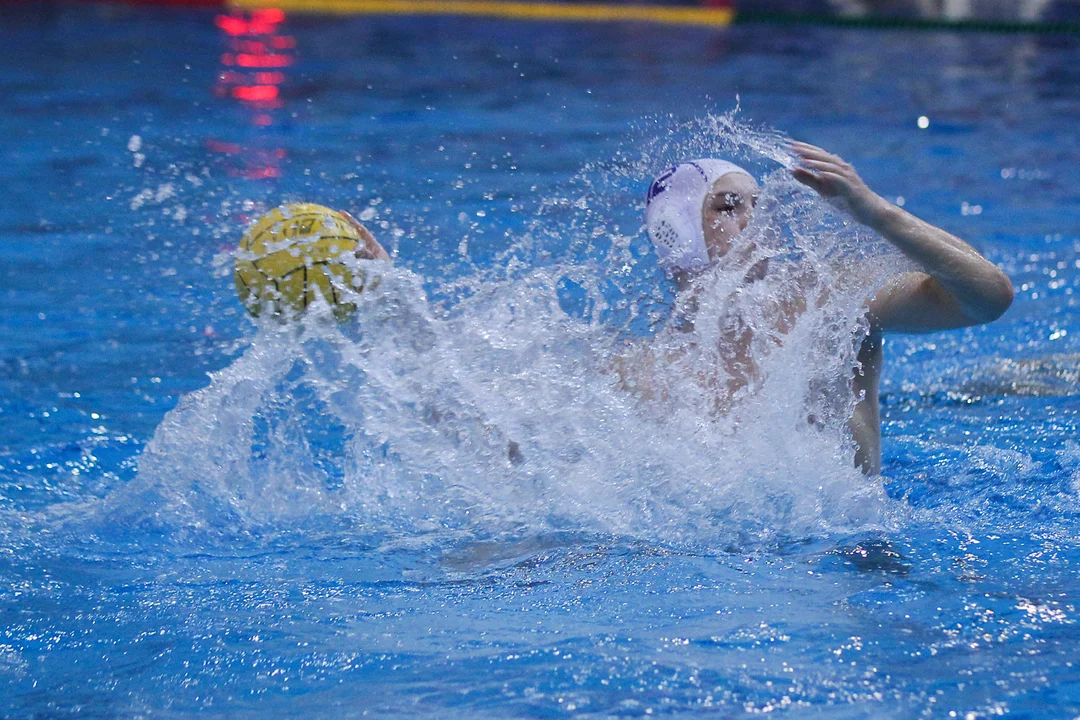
left=733, top=11, right=1080, bottom=34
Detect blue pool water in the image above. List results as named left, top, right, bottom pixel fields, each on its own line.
left=3, top=5, right=1080, bottom=717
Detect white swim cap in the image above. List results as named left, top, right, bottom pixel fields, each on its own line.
left=645, top=159, right=754, bottom=272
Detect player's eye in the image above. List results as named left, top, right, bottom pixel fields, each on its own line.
left=716, top=193, right=741, bottom=212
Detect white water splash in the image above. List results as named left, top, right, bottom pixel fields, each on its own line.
left=103, top=114, right=913, bottom=550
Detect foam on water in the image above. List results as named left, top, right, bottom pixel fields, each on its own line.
left=84, top=115, right=915, bottom=551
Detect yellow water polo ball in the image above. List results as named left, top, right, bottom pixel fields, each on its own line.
left=234, top=202, right=378, bottom=321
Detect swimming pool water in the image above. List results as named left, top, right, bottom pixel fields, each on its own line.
left=2, top=5, right=1080, bottom=717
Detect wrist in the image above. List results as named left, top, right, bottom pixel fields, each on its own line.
left=854, top=192, right=902, bottom=231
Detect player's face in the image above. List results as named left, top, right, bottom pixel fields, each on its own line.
left=701, top=174, right=758, bottom=261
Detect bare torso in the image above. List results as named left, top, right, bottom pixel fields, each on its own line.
left=633, top=141, right=1012, bottom=477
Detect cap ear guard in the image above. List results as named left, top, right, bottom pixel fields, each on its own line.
left=646, top=202, right=710, bottom=272
left=650, top=217, right=682, bottom=256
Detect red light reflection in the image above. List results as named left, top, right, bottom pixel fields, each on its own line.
left=231, top=85, right=280, bottom=101
left=252, top=8, right=285, bottom=23
left=234, top=53, right=293, bottom=69
left=210, top=7, right=293, bottom=179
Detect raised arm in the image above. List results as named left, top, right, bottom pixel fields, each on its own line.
left=791, top=141, right=1013, bottom=334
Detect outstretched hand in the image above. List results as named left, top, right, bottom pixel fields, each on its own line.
left=790, top=141, right=889, bottom=227
left=340, top=209, right=392, bottom=262
left=791, top=140, right=1013, bottom=331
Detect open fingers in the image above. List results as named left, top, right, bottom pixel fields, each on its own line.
left=791, top=140, right=831, bottom=155
left=792, top=166, right=828, bottom=193
left=792, top=167, right=848, bottom=195
left=799, top=158, right=847, bottom=174
left=791, top=141, right=843, bottom=165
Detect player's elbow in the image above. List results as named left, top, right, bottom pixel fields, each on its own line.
left=971, top=270, right=1014, bottom=324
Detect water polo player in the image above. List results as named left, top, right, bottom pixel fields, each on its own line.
left=645, top=141, right=1014, bottom=474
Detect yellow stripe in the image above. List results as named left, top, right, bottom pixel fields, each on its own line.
left=229, top=0, right=734, bottom=27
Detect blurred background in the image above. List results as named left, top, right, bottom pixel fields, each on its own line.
left=14, top=0, right=1080, bottom=24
